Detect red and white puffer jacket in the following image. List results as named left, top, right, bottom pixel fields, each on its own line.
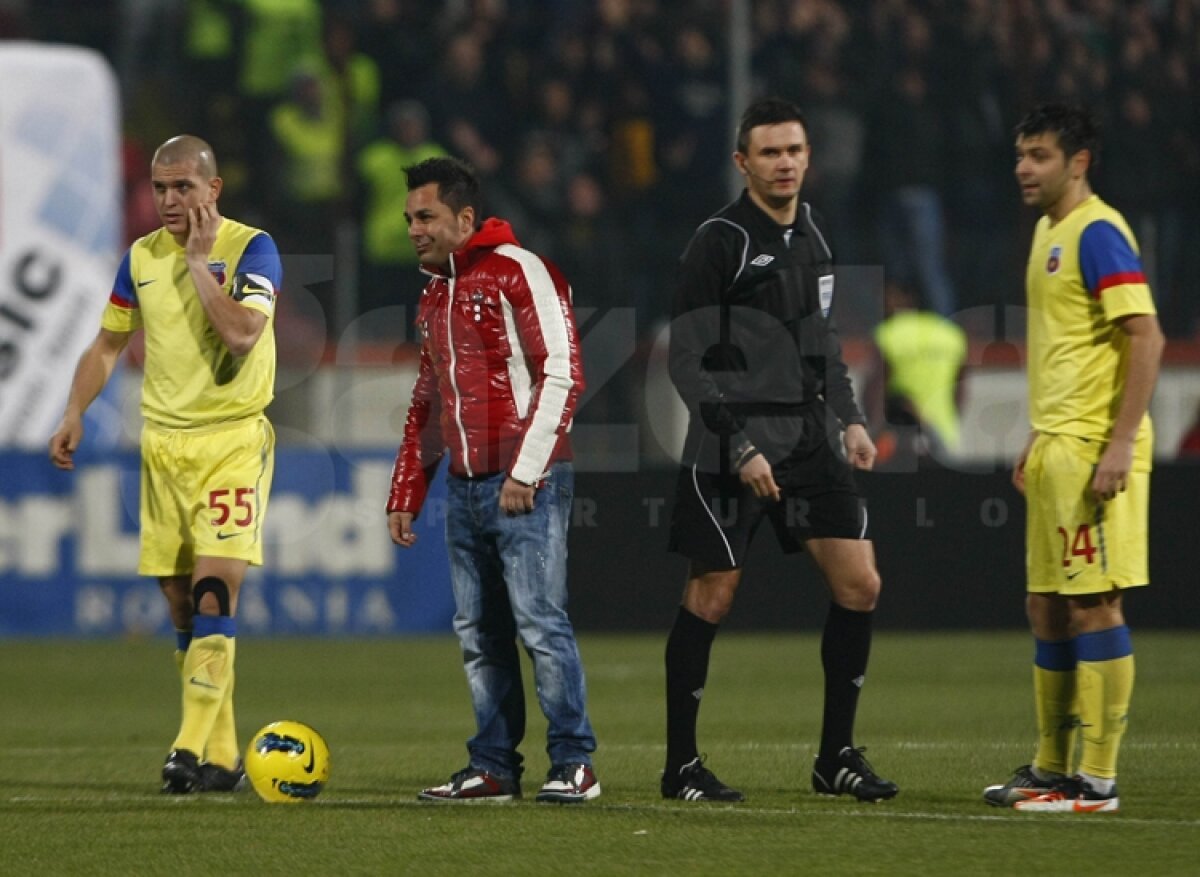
left=387, top=218, right=585, bottom=516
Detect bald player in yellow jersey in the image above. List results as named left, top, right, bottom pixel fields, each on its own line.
left=983, top=105, right=1164, bottom=814
left=49, top=135, right=282, bottom=794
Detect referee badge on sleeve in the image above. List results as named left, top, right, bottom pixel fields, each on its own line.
left=819, top=274, right=834, bottom=317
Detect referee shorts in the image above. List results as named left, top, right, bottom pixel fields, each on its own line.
left=668, top=431, right=867, bottom=571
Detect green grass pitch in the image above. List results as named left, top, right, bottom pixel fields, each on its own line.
left=1, top=632, right=1197, bottom=875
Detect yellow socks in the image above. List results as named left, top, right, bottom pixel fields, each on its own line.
left=204, top=658, right=240, bottom=769
left=1031, top=638, right=1077, bottom=776
left=171, top=616, right=236, bottom=757
left=1075, top=627, right=1134, bottom=780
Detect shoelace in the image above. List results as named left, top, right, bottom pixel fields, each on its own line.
left=844, top=746, right=880, bottom=776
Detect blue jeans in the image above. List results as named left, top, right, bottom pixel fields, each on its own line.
left=444, top=462, right=596, bottom=779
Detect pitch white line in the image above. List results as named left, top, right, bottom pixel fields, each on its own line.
left=8, top=794, right=1197, bottom=828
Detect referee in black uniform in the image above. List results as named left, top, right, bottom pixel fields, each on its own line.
left=660, top=97, right=898, bottom=804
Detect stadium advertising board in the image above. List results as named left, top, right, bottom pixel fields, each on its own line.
left=0, top=45, right=120, bottom=447
left=0, top=450, right=455, bottom=636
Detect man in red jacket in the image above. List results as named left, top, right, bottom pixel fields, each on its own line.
left=387, top=157, right=599, bottom=804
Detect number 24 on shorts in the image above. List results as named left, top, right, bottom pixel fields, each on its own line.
left=1057, top=523, right=1097, bottom=567
left=209, top=487, right=256, bottom=527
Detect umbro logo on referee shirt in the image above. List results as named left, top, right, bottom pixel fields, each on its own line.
left=750, top=254, right=775, bottom=267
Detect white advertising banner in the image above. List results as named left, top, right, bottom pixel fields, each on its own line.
left=0, top=44, right=120, bottom=447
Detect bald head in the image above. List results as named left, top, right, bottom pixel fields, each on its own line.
left=152, top=135, right=218, bottom=179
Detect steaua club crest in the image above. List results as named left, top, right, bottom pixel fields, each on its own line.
left=1045, top=245, right=1062, bottom=275
left=208, top=260, right=227, bottom=285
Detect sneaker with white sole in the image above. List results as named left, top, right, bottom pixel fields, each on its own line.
left=418, top=767, right=521, bottom=803
left=983, top=764, right=1063, bottom=807
left=1012, top=775, right=1119, bottom=813
left=536, top=763, right=601, bottom=803
left=812, top=746, right=899, bottom=802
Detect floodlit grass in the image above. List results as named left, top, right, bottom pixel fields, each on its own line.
left=1, top=632, right=1197, bottom=875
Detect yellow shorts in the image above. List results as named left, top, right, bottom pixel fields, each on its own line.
left=1025, top=433, right=1149, bottom=595
left=138, top=415, right=275, bottom=577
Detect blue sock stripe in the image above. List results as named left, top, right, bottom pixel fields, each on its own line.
left=1034, top=637, right=1076, bottom=671
left=1076, top=625, right=1132, bottom=662
left=193, top=615, right=236, bottom=638
left=175, top=630, right=193, bottom=652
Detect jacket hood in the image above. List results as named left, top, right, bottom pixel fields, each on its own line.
left=463, top=217, right=520, bottom=251
left=424, top=218, right=520, bottom=278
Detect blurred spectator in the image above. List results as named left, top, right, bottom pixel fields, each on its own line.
left=269, top=67, right=345, bottom=298
left=801, top=61, right=866, bottom=266
left=939, top=0, right=1013, bottom=310
left=57, top=0, right=1199, bottom=342
left=487, top=135, right=565, bottom=260
left=1149, top=49, right=1200, bottom=338
left=1104, top=88, right=1169, bottom=281
left=427, top=31, right=505, bottom=176
left=237, top=0, right=323, bottom=103
left=359, top=0, right=440, bottom=107
left=558, top=170, right=636, bottom=432
left=237, top=0, right=324, bottom=195
left=657, top=24, right=726, bottom=218
left=866, top=65, right=958, bottom=317
left=319, top=16, right=381, bottom=151
left=868, top=281, right=968, bottom=467
left=607, top=76, right=664, bottom=329
left=557, top=171, right=627, bottom=309
left=356, top=100, right=446, bottom=317
left=527, top=77, right=601, bottom=181
left=177, top=1, right=246, bottom=207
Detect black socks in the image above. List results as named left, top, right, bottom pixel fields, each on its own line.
left=664, top=606, right=718, bottom=771
left=819, top=602, right=874, bottom=760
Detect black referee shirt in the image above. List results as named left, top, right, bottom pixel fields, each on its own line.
left=668, top=190, right=865, bottom=470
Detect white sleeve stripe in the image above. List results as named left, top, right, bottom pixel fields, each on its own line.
left=496, top=244, right=575, bottom=484
left=502, top=298, right=532, bottom=420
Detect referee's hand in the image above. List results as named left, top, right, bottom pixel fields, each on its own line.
left=739, top=453, right=781, bottom=501
left=844, top=424, right=877, bottom=471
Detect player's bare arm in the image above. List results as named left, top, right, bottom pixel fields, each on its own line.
left=843, top=423, right=877, bottom=471
left=186, top=203, right=268, bottom=356
left=48, top=327, right=132, bottom=470
left=1093, top=313, right=1165, bottom=501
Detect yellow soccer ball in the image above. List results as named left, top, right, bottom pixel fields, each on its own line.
left=245, top=721, right=330, bottom=803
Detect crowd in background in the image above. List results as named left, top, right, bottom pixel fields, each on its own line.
left=3, top=0, right=1199, bottom=344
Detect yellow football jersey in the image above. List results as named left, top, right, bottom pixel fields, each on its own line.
left=1025, top=195, right=1156, bottom=467
left=101, top=218, right=280, bottom=429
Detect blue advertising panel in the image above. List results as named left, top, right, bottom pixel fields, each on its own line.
left=0, top=450, right=454, bottom=637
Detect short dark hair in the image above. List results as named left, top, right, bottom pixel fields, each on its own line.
left=1014, top=103, right=1101, bottom=168
left=404, top=156, right=481, bottom=216
left=736, top=97, right=809, bottom=154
